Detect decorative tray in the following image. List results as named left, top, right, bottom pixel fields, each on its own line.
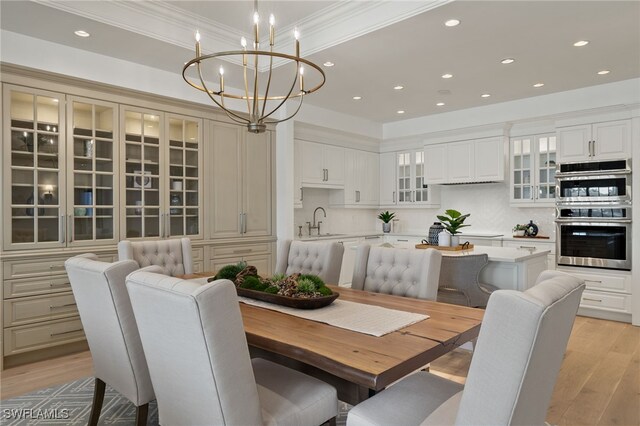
left=236, top=287, right=339, bottom=310
left=415, top=243, right=474, bottom=251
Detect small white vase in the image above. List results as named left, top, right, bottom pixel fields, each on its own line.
left=438, top=231, right=451, bottom=247
left=450, top=235, right=460, bottom=247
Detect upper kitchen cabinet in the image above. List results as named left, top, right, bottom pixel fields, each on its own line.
left=329, top=148, right=379, bottom=207
left=120, top=108, right=204, bottom=240
left=424, top=136, right=504, bottom=185
left=380, top=149, right=439, bottom=208
left=3, top=85, right=66, bottom=250
left=298, top=140, right=344, bottom=188
left=510, top=134, right=557, bottom=205
left=557, top=119, right=631, bottom=162
left=210, top=122, right=273, bottom=238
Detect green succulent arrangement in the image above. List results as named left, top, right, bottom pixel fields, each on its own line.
left=209, top=262, right=332, bottom=298
left=377, top=211, right=396, bottom=223
left=436, top=209, right=470, bottom=235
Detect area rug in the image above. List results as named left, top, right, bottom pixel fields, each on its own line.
left=0, top=377, right=350, bottom=425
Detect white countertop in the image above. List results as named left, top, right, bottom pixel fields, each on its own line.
left=440, top=246, right=550, bottom=262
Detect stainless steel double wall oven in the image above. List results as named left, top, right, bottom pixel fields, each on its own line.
left=555, top=159, right=632, bottom=270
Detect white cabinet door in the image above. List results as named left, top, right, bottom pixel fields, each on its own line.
left=294, top=142, right=303, bottom=208
left=593, top=120, right=631, bottom=159
left=243, top=131, right=272, bottom=237
left=342, top=149, right=358, bottom=204
left=475, top=137, right=504, bottom=181
left=299, top=141, right=325, bottom=185
left=446, top=141, right=474, bottom=183
left=379, top=152, right=396, bottom=205
left=557, top=124, right=590, bottom=162
left=210, top=122, right=243, bottom=238
left=364, top=152, right=379, bottom=206
left=424, top=144, right=446, bottom=184
left=324, top=145, right=345, bottom=186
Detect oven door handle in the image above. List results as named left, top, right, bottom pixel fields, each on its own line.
left=555, top=171, right=631, bottom=179
left=555, top=218, right=632, bottom=224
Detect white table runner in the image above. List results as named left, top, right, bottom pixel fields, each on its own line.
left=238, top=297, right=428, bottom=337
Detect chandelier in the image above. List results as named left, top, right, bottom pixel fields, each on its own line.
left=182, top=2, right=325, bottom=133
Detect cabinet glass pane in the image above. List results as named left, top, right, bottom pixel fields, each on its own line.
left=168, top=118, right=200, bottom=237
left=124, top=110, right=161, bottom=238
left=71, top=101, right=116, bottom=243
left=9, top=90, right=63, bottom=245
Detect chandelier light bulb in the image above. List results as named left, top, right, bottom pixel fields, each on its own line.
left=253, top=11, right=260, bottom=24
left=299, top=66, right=305, bottom=75
left=269, top=14, right=275, bottom=26
left=195, top=31, right=201, bottom=42
left=294, top=28, right=300, bottom=40
left=219, top=66, right=224, bottom=76
left=241, top=37, right=247, bottom=48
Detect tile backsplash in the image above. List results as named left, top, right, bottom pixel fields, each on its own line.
left=294, top=183, right=556, bottom=239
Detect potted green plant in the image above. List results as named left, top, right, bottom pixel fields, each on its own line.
left=436, top=209, right=470, bottom=246
left=512, top=224, right=527, bottom=237
left=377, top=211, right=396, bottom=233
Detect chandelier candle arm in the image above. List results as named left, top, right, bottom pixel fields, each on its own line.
left=260, top=47, right=275, bottom=119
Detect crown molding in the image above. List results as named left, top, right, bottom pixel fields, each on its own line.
left=294, top=122, right=380, bottom=151
left=32, top=0, right=451, bottom=72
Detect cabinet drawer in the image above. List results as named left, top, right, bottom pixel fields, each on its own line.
left=4, top=317, right=85, bottom=356
left=564, top=271, right=630, bottom=293
left=503, top=240, right=555, bottom=254
left=3, top=253, right=115, bottom=279
left=192, top=247, right=204, bottom=262
left=4, top=276, right=71, bottom=299
left=4, top=292, right=78, bottom=327
left=580, top=290, right=630, bottom=313
left=211, top=243, right=270, bottom=259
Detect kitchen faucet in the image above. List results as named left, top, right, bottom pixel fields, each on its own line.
left=307, top=206, right=326, bottom=236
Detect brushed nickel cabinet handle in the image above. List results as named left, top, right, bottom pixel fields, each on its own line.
left=584, top=279, right=603, bottom=284
left=393, top=191, right=396, bottom=203
left=519, top=246, right=536, bottom=249
left=60, top=215, right=65, bottom=243
left=49, top=282, right=70, bottom=288
left=50, top=328, right=83, bottom=337
left=583, top=297, right=602, bottom=302
left=50, top=303, right=77, bottom=309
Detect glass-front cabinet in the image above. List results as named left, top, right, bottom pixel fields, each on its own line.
left=4, top=86, right=65, bottom=249
left=166, top=115, right=202, bottom=238
left=68, top=97, right=119, bottom=245
left=510, top=133, right=556, bottom=205
left=120, top=107, right=203, bottom=240
left=397, top=150, right=430, bottom=205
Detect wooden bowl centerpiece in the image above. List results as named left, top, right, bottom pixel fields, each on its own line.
left=208, top=262, right=338, bottom=309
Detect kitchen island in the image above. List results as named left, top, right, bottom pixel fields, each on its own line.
left=440, top=246, right=550, bottom=291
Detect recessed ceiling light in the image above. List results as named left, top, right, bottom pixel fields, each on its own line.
left=533, top=83, right=545, bottom=88
left=597, top=70, right=610, bottom=75
left=481, top=93, right=491, bottom=98
left=501, top=58, right=515, bottom=64
left=393, top=85, right=404, bottom=90
left=74, top=30, right=90, bottom=38
left=573, top=40, right=589, bottom=47
left=445, top=19, right=460, bottom=27
left=397, top=110, right=405, bottom=114
left=323, top=61, right=335, bottom=67
left=352, top=96, right=362, bottom=100
left=436, top=102, right=445, bottom=106
left=441, top=73, right=453, bottom=79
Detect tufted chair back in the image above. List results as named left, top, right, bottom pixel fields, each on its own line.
left=351, top=245, right=442, bottom=300
left=275, top=239, right=344, bottom=284
left=118, top=238, right=193, bottom=277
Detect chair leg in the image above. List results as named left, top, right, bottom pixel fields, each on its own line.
left=326, top=417, right=337, bottom=426
left=88, top=378, right=106, bottom=426
left=136, top=403, right=149, bottom=426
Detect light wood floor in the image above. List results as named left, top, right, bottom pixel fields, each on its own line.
left=1, top=316, right=638, bottom=425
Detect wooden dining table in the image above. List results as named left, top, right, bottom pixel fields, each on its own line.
left=180, top=273, right=484, bottom=404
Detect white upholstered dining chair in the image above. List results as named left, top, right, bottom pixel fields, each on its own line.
left=118, top=237, right=193, bottom=276
left=126, top=270, right=339, bottom=426
left=351, top=245, right=442, bottom=300
left=64, top=254, right=155, bottom=426
left=346, top=270, right=585, bottom=426
left=438, top=253, right=498, bottom=308
left=275, top=239, right=344, bottom=284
